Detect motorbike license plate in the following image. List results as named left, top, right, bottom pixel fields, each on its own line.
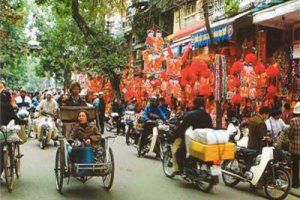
left=210, top=166, right=221, bottom=176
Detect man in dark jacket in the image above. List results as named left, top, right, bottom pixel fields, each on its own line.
left=172, top=96, right=213, bottom=172
left=247, top=106, right=270, bottom=153
left=65, top=82, right=87, bottom=106
left=98, top=92, right=106, bottom=134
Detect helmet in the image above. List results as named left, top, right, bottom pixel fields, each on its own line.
left=149, top=96, right=157, bottom=103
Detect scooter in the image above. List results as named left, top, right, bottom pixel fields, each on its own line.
left=106, top=112, right=122, bottom=134
left=124, top=111, right=140, bottom=145
left=17, top=107, right=31, bottom=140
left=221, top=139, right=291, bottom=200
left=37, top=112, right=57, bottom=149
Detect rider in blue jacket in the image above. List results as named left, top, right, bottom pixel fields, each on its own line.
left=139, top=96, right=167, bottom=157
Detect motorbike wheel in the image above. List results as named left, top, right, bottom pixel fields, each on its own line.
left=125, top=127, right=132, bottom=145
left=222, top=159, right=240, bottom=187
left=40, top=128, right=47, bottom=149
left=4, top=144, right=14, bottom=192
left=137, top=136, right=147, bottom=157
left=194, top=166, right=215, bottom=193
left=159, top=142, right=166, bottom=161
left=102, top=148, right=114, bottom=190
left=14, top=143, right=21, bottom=178
left=162, top=148, right=175, bottom=178
left=55, top=147, right=65, bottom=192
left=264, top=167, right=291, bottom=200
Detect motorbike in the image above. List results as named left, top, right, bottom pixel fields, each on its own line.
left=106, top=112, right=123, bottom=134
left=221, top=138, right=291, bottom=200
left=123, top=111, right=140, bottom=145
left=16, top=107, right=31, bottom=140
left=162, top=140, right=221, bottom=193
left=227, top=118, right=249, bottom=147
left=37, top=112, right=57, bottom=149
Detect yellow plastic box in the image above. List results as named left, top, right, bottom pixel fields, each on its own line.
left=189, top=140, right=235, bottom=162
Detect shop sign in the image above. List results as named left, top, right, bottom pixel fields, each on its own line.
left=191, top=23, right=233, bottom=49
left=293, top=43, right=300, bottom=59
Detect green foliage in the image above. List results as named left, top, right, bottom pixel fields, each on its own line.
left=224, top=0, right=240, bottom=16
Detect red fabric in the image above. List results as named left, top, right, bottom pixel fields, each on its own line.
left=244, top=53, right=257, bottom=65
left=255, top=89, right=263, bottom=97
left=181, top=43, right=191, bottom=63
left=254, top=62, right=265, bottom=75
left=231, top=94, right=242, bottom=105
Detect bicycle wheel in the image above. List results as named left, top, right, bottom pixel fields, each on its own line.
left=102, top=148, right=114, bottom=190
left=4, top=144, right=14, bottom=192
left=14, top=143, right=21, bottom=178
left=55, top=147, right=65, bottom=192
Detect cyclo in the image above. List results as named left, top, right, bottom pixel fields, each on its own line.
left=54, top=106, right=115, bottom=193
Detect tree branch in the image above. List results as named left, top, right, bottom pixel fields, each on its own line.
left=72, top=0, right=96, bottom=37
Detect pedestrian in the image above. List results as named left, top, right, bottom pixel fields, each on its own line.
left=247, top=106, right=270, bottom=153
left=287, top=101, right=300, bottom=188
left=282, top=103, right=293, bottom=124
left=98, top=92, right=106, bottom=134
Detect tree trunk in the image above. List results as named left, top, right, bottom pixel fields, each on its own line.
left=203, top=0, right=222, bottom=128
left=63, top=66, right=71, bottom=89
left=110, top=72, right=121, bottom=99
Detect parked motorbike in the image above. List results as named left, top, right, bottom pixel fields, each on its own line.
left=162, top=142, right=221, bottom=193
left=227, top=118, right=249, bottom=147
left=106, top=112, right=123, bottom=134
left=123, top=111, right=139, bottom=145
left=221, top=139, right=291, bottom=200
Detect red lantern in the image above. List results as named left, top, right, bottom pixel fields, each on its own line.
left=255, top=89, right=263, bottom=97
left=199, top=85, right=211, bottom=96
left=245, top=53, right=257, bottom=65
left=254, top=62, right=265, bottom=75
left=266, top=66, right=280, bottom=78
left=231, top=94, right=242, bottom=105
left=232, top=77, right=241, bottom=88
left=230, top=61, right=243, bottom=75
left=267, top=85, right=277, bottom=97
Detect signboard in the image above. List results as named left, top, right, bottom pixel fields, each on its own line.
left=191, top=23, right=233, bottom=49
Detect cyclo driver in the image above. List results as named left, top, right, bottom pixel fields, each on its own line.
left=171, top=96, right=213, bottom=173
left=139, top=96, right=167, bottom=157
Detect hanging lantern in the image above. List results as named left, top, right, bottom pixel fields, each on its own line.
left=245, top=53, right=257, bottom=65
left=254, top=62, right=265, bottom=75
left=231, top=93, right=242, bottom=105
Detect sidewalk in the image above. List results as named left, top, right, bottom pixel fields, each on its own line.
left=290, top=187, right=300, bottom=198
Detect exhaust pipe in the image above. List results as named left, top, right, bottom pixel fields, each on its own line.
left=221, top=169, right=248, bottom=182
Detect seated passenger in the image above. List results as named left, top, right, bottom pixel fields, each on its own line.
left=65, top=82, right=87, bottom=106
left=68, top=110, right=101, bottom=146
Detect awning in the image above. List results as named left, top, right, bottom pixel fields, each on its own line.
left=253, top=0, right=300, bottom=29
left=172, top=20, right=206, bottom=41
left=190, top=10, right=251, bottom=49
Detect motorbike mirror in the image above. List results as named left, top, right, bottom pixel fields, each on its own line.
left=56, top=119, right=63, bottom=127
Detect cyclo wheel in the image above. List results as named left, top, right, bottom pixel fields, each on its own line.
left=264, top=167, right=291, bottom=200
left=102, top=148, right=114, bottom=190
left=55, top=146, right=65, bottom=192
left=4, top=144, right=15, bottom=192
left=14, top=143, right=21, bottom=178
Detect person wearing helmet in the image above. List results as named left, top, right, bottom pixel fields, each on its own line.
left=138, top=96, right=167, bottom=157
left=158, top=97, right=171, bottom=119
left=65, top=82, right=87, bottom=106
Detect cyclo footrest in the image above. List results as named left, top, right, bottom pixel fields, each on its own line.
left=74, top=163, right=111, bottom=175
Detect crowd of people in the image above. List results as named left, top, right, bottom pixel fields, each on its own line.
left=0, top=79, right=299, bottom=189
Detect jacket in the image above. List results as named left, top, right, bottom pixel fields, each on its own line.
left=172, top=107, right=213, bottom=141
left=143, top=105, right=167, bottom=121
left=247, top=114, right=268, bottom=152
left=65, top=96, right=87, bottom=106
left=287, top=117, right=300, bottom=155
left=68, top=123, right=101, bottom=142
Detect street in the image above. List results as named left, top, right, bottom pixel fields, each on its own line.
left=0, top=135, right=298, bottom=200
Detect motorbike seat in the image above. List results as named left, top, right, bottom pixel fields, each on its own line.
left=237, top=147, right=258, bottom=158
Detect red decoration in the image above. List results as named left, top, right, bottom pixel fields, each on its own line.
left=255, top=89, right=263, bottom=97
left=230, top=61, right=243, bottom=75
left=244, top=53, right=257, bottom=65
left=232, top=77, right=241, bottom=88
left=181, top=43, right=191, bottom=63
left=254, top=62, right=265, bottom=75
left=231, top=94, right=242, bottom=105
left=267, top=85, right=277, bottom=97
left=167, top=45, right=174, bottom=57
left=200, top=85, right=211, bottom=96
left=266, top=66, right=280, bottom=78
